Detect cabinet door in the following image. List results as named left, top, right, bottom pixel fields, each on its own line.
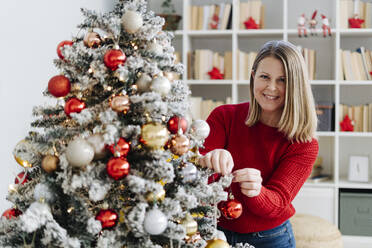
left=292, top=187, right=334, bottom=224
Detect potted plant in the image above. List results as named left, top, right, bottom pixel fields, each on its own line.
left=157, top=0, right=182, bottom=31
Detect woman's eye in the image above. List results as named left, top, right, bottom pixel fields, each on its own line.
left=279, top=78, right=285, bottom=82
left=260, top=75, right=269, bottom=79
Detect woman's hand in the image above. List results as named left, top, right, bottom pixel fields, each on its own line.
left=232, top=168, right=262, bottom=197
left=197, top=149, right=234, bottom=175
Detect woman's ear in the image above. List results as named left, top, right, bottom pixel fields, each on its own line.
left=251, top=70, right=255, bottom=80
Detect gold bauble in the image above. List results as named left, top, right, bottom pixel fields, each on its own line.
left=205, top=239, right=230, bottom=248
left=181, top=214, right=198, bottom=236
left=14, top=156, right=32, bottom=168
left=110, top=95, right=130, bottom=113
left=170, top=134, right=190, bottom=156
left=141, top=123, right=169, bottom=149
left=83, top=31, right=102, bottom=48
left=14, top=140, right=33, bottom=168
left=145, top=188, right=166, bottom=203
left=41, top=155, right=59, bottom=173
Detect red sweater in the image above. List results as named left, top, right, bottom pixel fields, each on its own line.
left=200, top=102, right=319, bottom=233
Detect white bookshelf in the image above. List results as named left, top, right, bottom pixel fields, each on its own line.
left=149, top=0, right=372, bottom=245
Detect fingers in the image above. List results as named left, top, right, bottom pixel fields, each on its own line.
left=241, top=188, right=260, bottom=197
left=232, top=168, right=262, bottom=183
left=240, top=182, right=261, bottom=191
left=211, top=151, right=221, bottom=174
left=219, top=151, right=228, bottom=175
left=197, top=149, right=234, bottom=176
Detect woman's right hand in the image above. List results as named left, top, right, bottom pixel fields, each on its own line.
left=197, top=149, right=234, bottom=175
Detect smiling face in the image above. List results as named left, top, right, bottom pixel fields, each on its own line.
left=252, top=56, right=286, bottom=125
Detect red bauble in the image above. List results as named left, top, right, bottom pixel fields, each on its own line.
left=48, top=75, right=71, bottom=97
left=57, top=40, right=73, bottom=60
left=108, top=138, right=130, bottom=157
left=106, top=157, right=130, bottom=180
left=2, top=208, right=22, bottom=219
left=14, top=172, right=29, bottom=185
left=64, top=98, right=86, bottom=117
left=95, top=209, right=118, bottom=229
left=218, top=198, right=243, bottom=220
left=208, top=173, right=221, bottom=184
left=167, top=116, right=188, bottom=134
left=104, top=49, right=126, bottom=71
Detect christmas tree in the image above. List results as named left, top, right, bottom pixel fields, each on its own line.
left=0, top=0, right=247, bottom=247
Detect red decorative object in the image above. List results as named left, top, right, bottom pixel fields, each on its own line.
left=104, top=49, right=126, bottom=71
left=349, top=16, right=364, bottom=29
left=48, top=75, right=71, bottom=97
left=218, top=198, right=243, bottom=220
left=108, top=138, right=130, bottom=157
left=208, top=173, right=221, bottom=184
left=57, top=40, right=73, bottom=60
left=15, top=172, right=29, bottom=185
left=106, top=157, right=130, bottom=180
left=167, top=116, right=188, bottom=134
left=210, top=14, right=219, bottom=29
left=95, top=209, right=118, bottom=229
left=340, top=114, right=354, bottom=132
left=208, top=67, right=224, bottom=80
left=244, top=17, right=259, bottom=29
left=2, top=208, right=22, bottom=219
left=64, top=98, right=86, bottom=117
left=370, top=71, right=372, bottom=76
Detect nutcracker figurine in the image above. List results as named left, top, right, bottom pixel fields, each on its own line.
left=321, top=14, right=331, bottom=37
left=309, top=10, right=318, bottom=36
left=297, top=14, right=308, bottom=37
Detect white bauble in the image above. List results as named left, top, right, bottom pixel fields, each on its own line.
left=181, top=163, right=198, bottom=183
left=191, top=120, right=210, bottom=141
left=121, top=10, right=143, bottom=34
left=66, top=138, right=94, bottom=168
left=147, top=42, right=163, bottom=55
left=86, top=134, right=107, bottom=159
left=143, top=208, right=168, bottom=235
left=136, top=73, right=152, bottom=92
left=150, top=76, right=171, bottom=97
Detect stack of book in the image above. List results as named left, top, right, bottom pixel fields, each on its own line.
left=237, top=50, right=257, bottom=80
left=189, top=4, right=232, bottom=30
left=187, top=50, right=232, bottom=80
left=190, top=97, right=232, bottom=120
left=297, top=47, right=316, bottom=81
left=239, top=0, right=265, bottom=29
left=340, top=47, right=372, bottom=81
left=340, top=0, right=372, bottom=29
left=339, top=103, right=372, bottom=132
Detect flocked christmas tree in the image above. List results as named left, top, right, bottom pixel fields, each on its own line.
left=0, top=0, right=255, bottom=247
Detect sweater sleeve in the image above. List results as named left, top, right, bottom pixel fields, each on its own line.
left=199, top=105, right=230, bottom=155
left=242, top=139, right=319, bottom=218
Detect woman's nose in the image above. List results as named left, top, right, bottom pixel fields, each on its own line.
left=266, top=80, right=277, bottom=90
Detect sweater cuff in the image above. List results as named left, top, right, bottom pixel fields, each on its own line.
left=243, top=186, right=275, bottom=217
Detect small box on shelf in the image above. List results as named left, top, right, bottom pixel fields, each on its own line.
left=316, top=102, right=335, bottom=132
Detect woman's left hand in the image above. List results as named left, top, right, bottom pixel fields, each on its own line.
left=232, top=168, right=263, bottom=197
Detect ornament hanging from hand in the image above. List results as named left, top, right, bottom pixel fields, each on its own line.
left=218, top=193, right=243, bottom=220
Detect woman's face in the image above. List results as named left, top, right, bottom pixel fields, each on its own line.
left=253, top=56, right=286, bottom=116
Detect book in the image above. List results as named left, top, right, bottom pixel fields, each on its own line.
left=363, top=104, right=369, bottom=132
left=197, top=6, right=204, bottom=30
left=358, top=47, right=371, bottom=80
left=239, top=2, right=249, bottom=29
left=221, top=4, right=232, bottom=30
left=224, top=51, right=232, bottom=79
left=342, top=50, right=353, bottom=80
left=202, top=5, right=211, bottom=30
left=340, top=0, right=349, bottom=29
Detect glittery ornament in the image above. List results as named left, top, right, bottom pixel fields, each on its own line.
left=108, top=138, right=130, bottom=158
left=14, top=172, right=29, bottom=185
left=104, top=49, right=126, bottom=71
left=167, top=116, right=188, bottom=134
left=205, top=239, right=230, bottom=248
left=48, top=75, right=71, bottom=97
left=64, top=98, right=86, bottom=117
left=66, top=138, right=94, bottom=168
left=83, top=31, right=102, bottom=48
left=150, top=76, right=171, bottom=96
left=57, top=40, right=73, bottom=60
left=170, top=134, right=190, bottom=156
left=145, top=188, right=166, bottom=203
left=191, top=120, right=210, bottom=141
left=106, top=157, right=130, bottom=180
left=181, top=213, right=198, bottom=236
left=13, top=140, right=34, bottom=168
left=2, top=208, right=22, bottom=219
left=41, top=155, right=59, bottom=173
left=121, top=10, right=143, bottom=34
left=218, top=198, right=243, bottom=220
left=109, top=95, right=130, bottom=113
left=141, top=123, right=169, bottom=149
left=95, top=209, right=118, bottom=229
left=143, top=208, right=167, bottom=235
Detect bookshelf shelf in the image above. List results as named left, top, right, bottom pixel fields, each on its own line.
left=162, top=0, right=372, bottom=243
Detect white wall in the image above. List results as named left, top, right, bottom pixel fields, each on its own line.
left=0, top=0, right=114, bottom=212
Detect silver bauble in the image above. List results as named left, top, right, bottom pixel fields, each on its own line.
left=181, top=163, right=198, bottom=183
left=143, top=208, right=168, bottom=235
left=66, top=138, right=94, bottom=168
left=86, top=134, right=107, bottom=159
left=121, top=10, right=143, bottom=34
left=191, top=120, right=210, bottom=141
left=150, top=76, right=171, bottom=97
left=136, top=73, right=152, bottom=92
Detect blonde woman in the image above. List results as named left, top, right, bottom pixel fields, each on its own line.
left=199, top=40, right=319, bottom=247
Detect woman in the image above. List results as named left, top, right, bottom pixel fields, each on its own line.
left=198, top=40, right=319, bottom=247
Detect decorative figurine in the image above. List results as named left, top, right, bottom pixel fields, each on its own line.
left=297, top=14, right=308, bottom=37
left=349, top=13, right=364, bottom=28
left=321, top=14, right=331, bottom=37
left=309, top=10, right=318, bottom=36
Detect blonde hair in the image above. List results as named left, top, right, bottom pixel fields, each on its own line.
left=245, top=40, right=318, bottom=143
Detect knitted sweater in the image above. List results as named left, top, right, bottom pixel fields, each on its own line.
left=200, top=102, right=319, bottom=233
